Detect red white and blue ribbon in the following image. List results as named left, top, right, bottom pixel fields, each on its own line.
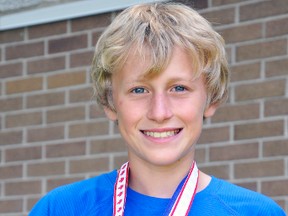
left=113, top=161, right=199, bottom=216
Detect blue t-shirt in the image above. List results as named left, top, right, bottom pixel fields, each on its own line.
left=29, top=170, right=286, bottom=215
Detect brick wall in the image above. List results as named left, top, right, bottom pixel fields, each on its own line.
left=0, top=0, right=287, bottom=215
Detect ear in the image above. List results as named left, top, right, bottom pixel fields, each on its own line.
left=104, top=106, right=117, bottom=121
left=204, top=104, right=218, bottom=118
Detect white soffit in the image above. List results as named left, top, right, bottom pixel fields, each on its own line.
left=0, top=0, right=165, bottom=31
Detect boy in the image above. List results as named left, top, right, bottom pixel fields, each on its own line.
left=30, top=2, right=286, bottom=215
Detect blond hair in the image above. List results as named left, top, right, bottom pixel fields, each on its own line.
left=91, top=2, right=229, bottom=111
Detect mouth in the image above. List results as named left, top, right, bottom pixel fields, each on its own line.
left=140, top=129, right=182, bottom=138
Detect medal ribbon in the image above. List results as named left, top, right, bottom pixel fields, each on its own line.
left=113, top=161, right=199, bottom=216
left=113, top=162, right=129, bottom=216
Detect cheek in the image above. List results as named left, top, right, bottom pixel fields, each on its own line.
left=184, top=108, right=203, bottom=123
left=173, top=98, right=206, bottom=118
left=117, top=100, right=123, bottom=109
left=116, top=100, right=143, bottom=122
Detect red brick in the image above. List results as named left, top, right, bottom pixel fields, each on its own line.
left=0, top=28, right=24, bottom=43
left=220, top=23, right=262, bottom=44
left=210, top=143, right=259, bottom=161
left=235, top=79, right=286, bottom=101
left=27, top=126, right=65, bottom=143
left=92, top=31, right=103, bottom=46
left=263, top=139, right=288, bottom=157
left=89, top=104, right=106, bottom=119
left=200, top=164, right=230, bottom=179
left=28, top=21, right=67, bottom=39
left=266, top=17, right=288, bottom=38
left=27, top=161, right=65, bottom=177
left=212, top=103, right=259, bottom=123
left=5, top=146, right=41, bottom=162
left=194, top=147, right=206, bottom=163
left=113, top=155, right=129, bottom=169
left=69, top=87, right=93, bottom=103
left=262, top=179, right=288, bottom=196
left=174, top=0, right=208, bottom=9
left=69, top=157, right=109, bottom=174
left=47, top=177, right=83, bottom=192
left=114, top=123, right=120, bottom=134
left=70, top=50, right=94, bottom=68
left=90, top=138, right=126, bottom=154
left=27, top=56, right=66, bottom=74
left=234, top=120, right=284, bottom=140
left=6, top=42, right=44, bottom=60
left=0, top=62, right=23, bottom=78
left=0, top=165, right=23, bottom=179
left=6, top=77, right=43, bottom=94
left=0, top=199, right=22, bottom=213
left=5, top=111, right=42, bottom=128
left=265, top=98, right=288, bottom=117
left=198, top=126, right=230, bottom=144
left=48, top=34, right=87, bottom=54
left=27, top=92, right=65, bottom=108
left=0, top=97, right=22, bottom=112
left=71, top=13, right=111, bottom=32
left=234, top=160, right=284, bottom=179
left=0, top=131, right=22, bottom=145
left=46, top=106, right=85, bottom=123
left=266, top=58, right=288, bottom=77
left=46, top=141, right=86, bottom=158
left=201, top=8, right=235, bottom=26
left=240, top=0, right=288, bottom=21
left=27, top=197, right=40, bottom=212
left=69, top=121, right=109, bottom=138
left=236, top=39, right=287, bottom=62
left=212, top=0, right=248, bottom=6
left=47, top=71, right=86, bottom=89
left=274, top=199, right=286, bottom=211
left=5, top=180, right=41, bottom=196
left=236, top=181, right=257, bottom=192
left=230, top=62, right=261, bottom=82
left=225, top=47, right=232, bottom=64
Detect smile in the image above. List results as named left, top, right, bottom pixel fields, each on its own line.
left=141, top=129, right=182, bottom=138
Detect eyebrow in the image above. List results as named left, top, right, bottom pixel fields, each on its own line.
left=125, top=76, right=199, bottom=88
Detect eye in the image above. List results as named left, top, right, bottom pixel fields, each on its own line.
left=172, top=85, right=187, bottom=92
left=131, top=87, right=148, bottom=94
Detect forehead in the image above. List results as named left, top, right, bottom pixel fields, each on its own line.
left=113, top=46, right=199, bottom=83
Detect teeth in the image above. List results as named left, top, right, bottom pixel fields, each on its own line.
left=143, top=130, right=179, bottom=138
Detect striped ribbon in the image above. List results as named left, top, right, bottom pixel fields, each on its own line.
left=113, top=161, right=199, bottom=216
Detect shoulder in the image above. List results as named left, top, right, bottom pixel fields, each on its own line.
left=29, top=170, right=117, bottom=216
left=199, top=177, right=285, bottom=215
left=50, top=170, right=116, bottom=197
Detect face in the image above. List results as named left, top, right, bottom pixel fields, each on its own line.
left=105, top=47, right=217, bottom=168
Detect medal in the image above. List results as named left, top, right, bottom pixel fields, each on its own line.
left=113, top=161, right=199, bottom=216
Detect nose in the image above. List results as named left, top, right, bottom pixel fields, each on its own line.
left=147, top=93, right=173, bottom=123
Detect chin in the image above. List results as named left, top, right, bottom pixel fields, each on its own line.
left=144, top=154, right=184, bottom=167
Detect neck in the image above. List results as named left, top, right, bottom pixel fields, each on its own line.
left=128, top=157, right=210, bottom=198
